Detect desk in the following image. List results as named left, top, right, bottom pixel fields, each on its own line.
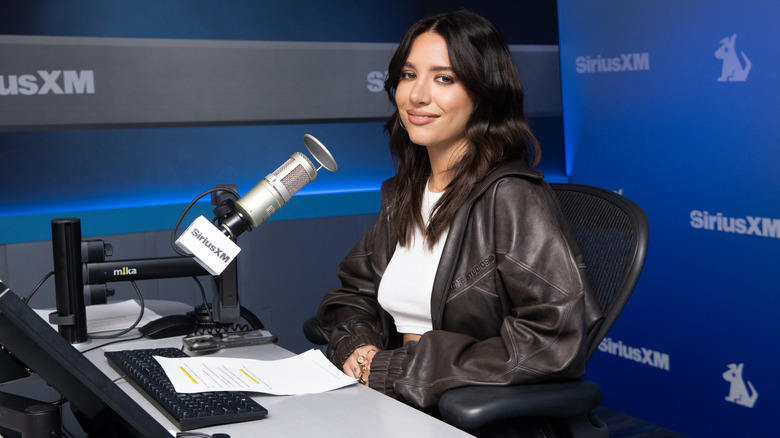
left=84, top=335, right=473, bottom=437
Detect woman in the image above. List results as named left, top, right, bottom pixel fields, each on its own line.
left=315, top=9, right=603, bottom=413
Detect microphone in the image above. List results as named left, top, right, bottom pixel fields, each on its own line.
left=175, top=134, right=338, bottom=275
left=234, top=152, right=317, bottom=229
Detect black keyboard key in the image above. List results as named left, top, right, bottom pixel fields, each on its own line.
left=105, top=347, right=267, bottom=431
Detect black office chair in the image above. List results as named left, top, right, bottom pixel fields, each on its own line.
left=437, top=183, right=649, bottom=437
left=303, top=183, right=649, bottom=438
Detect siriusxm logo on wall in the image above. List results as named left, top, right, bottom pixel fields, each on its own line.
left=597, top=337, right=670, bottom=371
left=0, top=36, right=397, bottom=130
left=0, top=70, right=95, bottom=95
left=574, top=52, right=650, bottom=74
left=690, top=210, right=780, bottom=238
left=715, top=34, right=751, bottom=82
left=558, top=1, right=778, bottom=436
left=723, top=363, right=758, bottom=409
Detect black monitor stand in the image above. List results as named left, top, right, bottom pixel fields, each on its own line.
left=0, top=281, right=172, bottom=437
left=0, top=391, right=62, bottom=437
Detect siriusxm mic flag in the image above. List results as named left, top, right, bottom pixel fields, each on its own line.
left=175, top=216, right=240, bottom=276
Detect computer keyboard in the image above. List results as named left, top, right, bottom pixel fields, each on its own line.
left=105, top=347, right=268, bottom=431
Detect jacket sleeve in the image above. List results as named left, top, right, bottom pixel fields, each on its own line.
left=315, top=200, right=398, bottom=368
left=367, top=179, right=602, bottom=408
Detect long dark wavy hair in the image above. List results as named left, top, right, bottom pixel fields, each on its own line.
left=384, top=10, right=541, bottom=248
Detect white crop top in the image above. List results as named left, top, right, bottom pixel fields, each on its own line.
left=377, top=183, right=448, bottom=335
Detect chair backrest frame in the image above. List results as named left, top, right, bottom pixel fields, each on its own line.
left=549, top=183, right=649, bottom=360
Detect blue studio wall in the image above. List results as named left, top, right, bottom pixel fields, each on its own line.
left=558, top=0, right=779, bottom=436
left=0, top=0, right=564, bottom=243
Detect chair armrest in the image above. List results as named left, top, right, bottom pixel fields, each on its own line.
left=438, top=379, right=602, bottom=431
left=303, top=316, right=328, bottom=345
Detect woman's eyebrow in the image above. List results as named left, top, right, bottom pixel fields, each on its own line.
left=403, top=61, right=453, bottom=72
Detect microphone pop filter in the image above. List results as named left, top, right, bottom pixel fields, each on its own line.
left=303, top=134, right=338, bottom=173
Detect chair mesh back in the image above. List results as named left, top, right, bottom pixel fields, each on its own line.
left=551, top=184, right=647, bottom=360
left=554, top=191, right=635, bottom=312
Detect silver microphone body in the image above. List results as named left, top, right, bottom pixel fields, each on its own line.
left=233, top=152, right=317, bottom=228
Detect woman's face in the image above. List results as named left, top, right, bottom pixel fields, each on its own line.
left=395, top=32, right=475, bottom=154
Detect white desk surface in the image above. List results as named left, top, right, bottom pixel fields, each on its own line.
left=83, top=334, right=474, bottom=437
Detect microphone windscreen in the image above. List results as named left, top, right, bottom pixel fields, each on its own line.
left=277, top=153, right=315, bottom=197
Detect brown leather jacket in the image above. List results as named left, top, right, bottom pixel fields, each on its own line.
left=315, top=161, right=603, bottom=408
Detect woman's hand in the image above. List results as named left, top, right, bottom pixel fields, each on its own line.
left=343, top=345, right=379, bottom=386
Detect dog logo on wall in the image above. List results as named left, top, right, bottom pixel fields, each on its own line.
left=723, top=363, right=758, bottom=408
left=715, top=34, right=751, bottom=82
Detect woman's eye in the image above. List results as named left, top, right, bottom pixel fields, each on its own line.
left=400, top=71, right=416, bottom=80
left=436, top=75, right=454, bottom=84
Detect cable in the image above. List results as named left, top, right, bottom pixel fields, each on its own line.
left=80, top=335, right=144, bottom=355
left=240, top=306, right=264, bottom=330
left=88, top=280, right=145, bottom=340
left=193, top=276, right=215, bottom=322
left=22, top=270, right=54, bottom=303
left=170, top=186, right=239, bottom=257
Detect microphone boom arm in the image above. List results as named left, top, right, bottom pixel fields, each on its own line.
left=82, top=255, right=240, bottom=325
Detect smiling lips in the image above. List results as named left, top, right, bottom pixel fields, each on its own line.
left=406, top=111, right=439, bottom=125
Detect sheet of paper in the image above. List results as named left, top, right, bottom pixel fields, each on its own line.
left=154, top=349, right=356, bottom=396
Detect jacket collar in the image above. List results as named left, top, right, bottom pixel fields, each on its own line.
left=381, top=160, right=543, bottom=206
left=466, top=160, right=544, bottom=205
